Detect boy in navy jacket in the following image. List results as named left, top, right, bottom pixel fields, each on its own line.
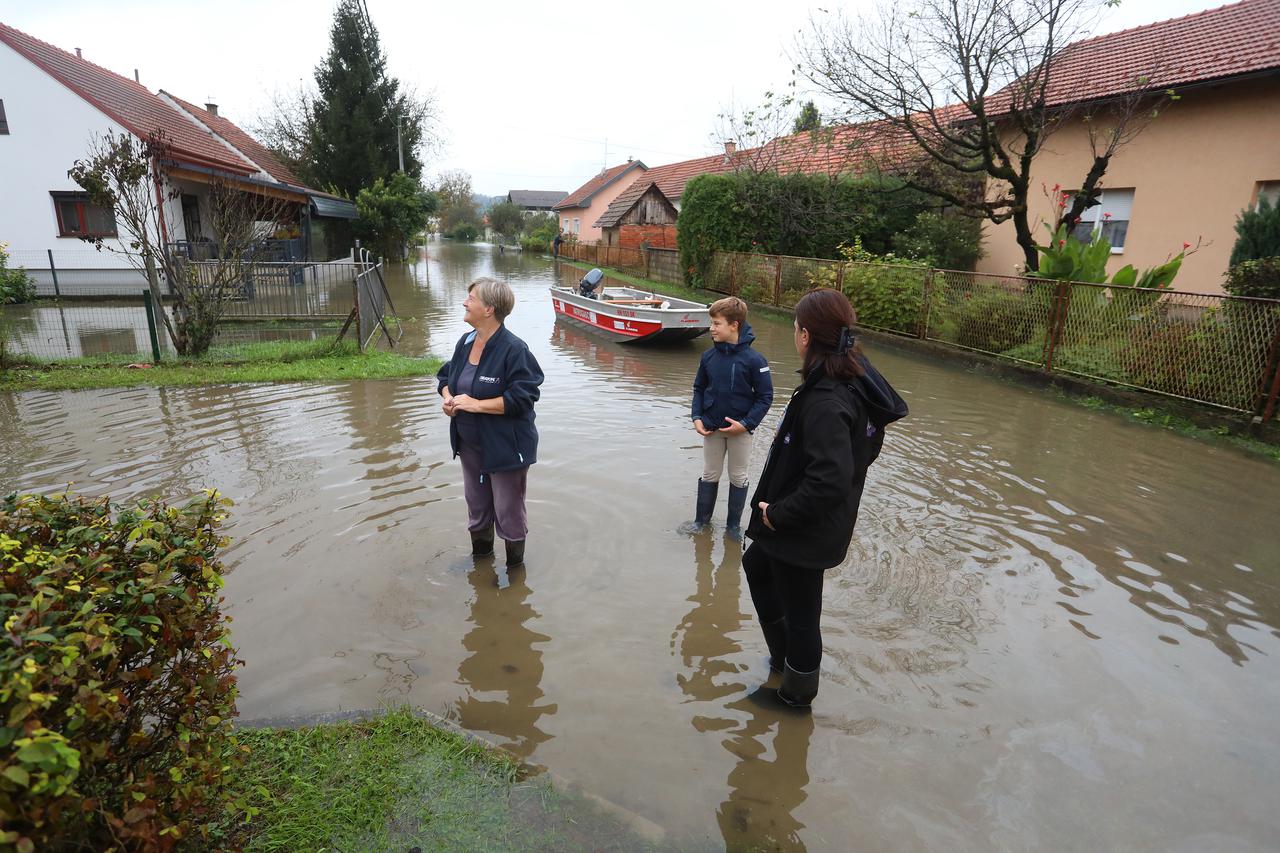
left=686, top=297, right=773, bottom=538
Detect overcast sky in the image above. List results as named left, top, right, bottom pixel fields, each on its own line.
left=4, top=0, right=1235, bottom=196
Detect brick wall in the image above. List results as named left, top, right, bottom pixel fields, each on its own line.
left=618, top=224, right=677, bottom=250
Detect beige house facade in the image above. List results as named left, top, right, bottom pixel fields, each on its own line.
left=977, top=0, right=1280, bottom=295
left=978, top=76, right=1280, bottom=294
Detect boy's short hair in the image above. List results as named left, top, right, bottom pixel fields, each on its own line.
left=708, top=296, right=747, bottom=327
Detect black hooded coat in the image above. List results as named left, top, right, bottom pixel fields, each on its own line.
left=745, top=355, right=908, bottom=569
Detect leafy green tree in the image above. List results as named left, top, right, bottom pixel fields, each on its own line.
left=434, top=170, right=481, bottom=236
left=793, top=100, right=821, bottom=133
left=1229, top=196, right=1280, bottom=267
left=893, top=211, right=983, bottom=270
left=355, top=172, right=436, bottom=259
left=487, top=201, right=526, bottom=243
left=308, top=0, right=436, bottom=198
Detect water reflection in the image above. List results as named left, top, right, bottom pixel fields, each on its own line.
left=453, top=565, right=556, bottom=761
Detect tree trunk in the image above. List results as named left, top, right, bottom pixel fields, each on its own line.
left=1013, top=208, right=1039, bottom=272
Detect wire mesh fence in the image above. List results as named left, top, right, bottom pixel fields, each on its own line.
left=690, top=249, right=1280, bottom=417
left=6, top=249, right=152, bottom=298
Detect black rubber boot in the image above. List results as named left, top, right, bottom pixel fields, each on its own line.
left=725, top=483, right=749, bottom=541
left=470, top=525, right=495, bottom=556
left=778, top=662, right=820, bottom=709
left=761, top=618, right=787, bottom=674
left=679, top=480, right=719, bottom=533
left=505, top=539, right=526, bottom=568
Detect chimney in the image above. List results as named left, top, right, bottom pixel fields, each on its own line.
left=75, top=48, right=82, bottom=59
left=723, top=140, right=737, bottom=155
left=205, top=102, right=219, bottom=116
left=134, top=69, right=140, bottom=83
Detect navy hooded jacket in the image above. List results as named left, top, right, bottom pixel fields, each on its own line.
left=437, top=325, right=544, bottom=473
left=745, top=355, right=908, bottom=569
left=690, top=323, right=774, bottom=432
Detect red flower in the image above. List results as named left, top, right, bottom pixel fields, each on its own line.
left=1102, top=212, right=1112, bottom=220
left=1182, top=241, right=1191, bottom=250
left=1058, top=239, right=1065, bottom=248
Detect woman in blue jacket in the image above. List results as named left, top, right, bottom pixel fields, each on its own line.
left=438, top=278, right=544, bottom=568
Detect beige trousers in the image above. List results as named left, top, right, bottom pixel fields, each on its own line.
left=702, top=431, right=752, bottom=488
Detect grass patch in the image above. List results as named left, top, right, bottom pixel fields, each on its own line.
left=1067, top=392, right=1280, bottom=462
left=0, top=339, right=441, bottom=392
left=219, top=708, right=668, bottom=852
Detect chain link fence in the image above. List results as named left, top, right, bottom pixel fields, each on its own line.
left=690, top=249, right=1280, bottom=418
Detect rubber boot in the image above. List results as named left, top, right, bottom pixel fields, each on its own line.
left=470, top=524, right=495, bottom=557
left=505, top=539, right=526, bottom=568
left=778, top=661, right=820, bottom=709
left=761, top=618, right=787, bottom=674
left=725, top=483, right=749, bottom=541
left=679, top=480, right=719, bottom=534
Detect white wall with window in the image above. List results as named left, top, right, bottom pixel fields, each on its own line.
left=1071, top=188, right=1135, bottom=252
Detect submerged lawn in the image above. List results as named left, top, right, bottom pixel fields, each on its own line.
left=220, top=708, right=666, bottom=852
left=0, top=339, right=441, bottom=392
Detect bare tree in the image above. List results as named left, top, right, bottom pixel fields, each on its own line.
left=69, top=130, right=288, bottom=356
left=800, top=0, right=1168, bottom=270
left=709, top=90, right=820, bottom=175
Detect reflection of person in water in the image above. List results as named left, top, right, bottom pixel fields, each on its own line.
left=716, top=695, right=815, bottom=851
left=454, top=567, right=556, bottom=761
left=673, top=534, right=748, bottom=703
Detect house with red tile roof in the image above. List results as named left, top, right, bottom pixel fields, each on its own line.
left=0, top=20, right=357, bottom=277
left=977, top=0, right=1280, bottom=293
left=553, top=159, right=648, bottom=242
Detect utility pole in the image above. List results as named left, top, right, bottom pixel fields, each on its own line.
left=397, top=114, right=404, bottom=172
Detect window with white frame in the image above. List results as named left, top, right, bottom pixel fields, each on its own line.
left=1257, top=181, right=1280, bottom=210
left=573, top=218, right=580, bottom=235
left=563, top=218, right=569, bottom=232
left=1069, top=188, right=1134, bottom=252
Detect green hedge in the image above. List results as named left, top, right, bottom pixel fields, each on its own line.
left=1, top=490, right=244, bottom=851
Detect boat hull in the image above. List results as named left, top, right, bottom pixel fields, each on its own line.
left=550, top=287, right=709, bottom=344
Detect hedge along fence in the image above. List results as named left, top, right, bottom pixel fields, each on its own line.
left=1, top=490, right=247, bottom=852
left=698, top=249, right=1280, bottom=418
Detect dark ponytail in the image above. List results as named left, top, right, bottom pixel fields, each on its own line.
left=795, top=288, right=865, bottom=381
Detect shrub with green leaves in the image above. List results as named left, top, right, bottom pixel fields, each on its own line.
left=1, top=490, right=244, bottom=852
left=1229, top=196, right=1280, bottom=267
left=805, top=238, right=929, bottom=334
left=1224, top=257, right=1280, bottom=301
left=0, top=244, right=36, bottom=305
left=892, top=211, right=983, bottom=271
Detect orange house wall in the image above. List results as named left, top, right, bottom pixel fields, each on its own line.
left=976, top=77, right=1280, bottom=294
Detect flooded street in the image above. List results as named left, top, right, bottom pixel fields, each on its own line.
left=3, top=242, right=1279, bottom=851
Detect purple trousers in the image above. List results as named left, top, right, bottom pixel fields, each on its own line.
left=458, top=442, right=529, bottom=542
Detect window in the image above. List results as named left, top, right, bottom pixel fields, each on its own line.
left=51, top=192, right=118, bottom=237
left=563, top=218, right=570, bottom=232
left=573, top=218, right=580, bottom=235
left=1069, top=188, right=1133, bottom=252
left=1257, top=181, right=1280, bottom=210
left=0, top=99, right=8, bottom=134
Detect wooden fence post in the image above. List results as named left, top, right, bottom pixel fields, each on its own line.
left=774, top=255, right=783, bottom=306
left=1258, top=315, right=1280, bottom=421
left=1042, top=280, right=1074, bottom=372
left=729, top=253, right=739, bottom=296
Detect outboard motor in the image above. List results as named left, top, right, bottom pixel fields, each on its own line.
left=579, top=267, right=604, bottom=300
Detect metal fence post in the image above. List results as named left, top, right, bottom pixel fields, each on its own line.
left=1259, top=316, right=1280, bottom=422
left=47, top=249, right=62, bottom=298
left=729, top=253, right=739, bottom=296
left=918, top=269, right=935, bottom=339
left=1042, top=280, right=1074, bottom=372
left=142, top=290, right=161, bottom=364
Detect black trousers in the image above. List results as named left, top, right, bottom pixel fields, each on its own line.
left=741, top=544, right=825, bottom=672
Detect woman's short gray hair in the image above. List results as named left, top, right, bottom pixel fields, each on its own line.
left=468, top=277, right=515, bottom=321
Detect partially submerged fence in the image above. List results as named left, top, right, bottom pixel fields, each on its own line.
left=694, top=249, right=1280, bottom=419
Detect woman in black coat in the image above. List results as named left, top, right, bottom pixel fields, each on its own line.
left=744, top=288, right=907, bottom=708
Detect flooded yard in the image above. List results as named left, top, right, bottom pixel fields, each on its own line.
left=2, top=242, right=1278, bottom=851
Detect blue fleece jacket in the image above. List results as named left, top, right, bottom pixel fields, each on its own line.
left=690, top=323, right=774, bottom=432
left=437, top=325, right=544, bottom=473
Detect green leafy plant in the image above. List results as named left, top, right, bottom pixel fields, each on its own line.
left=1229, top=196, right=1280, bottom=267
left=354, top=172, right=437, bottom=259
left=1, top=490, right=245, bottom=851
left=803, top=238, right=929, bottom=333
left=0, top=243, right=36, bottom=305
left=892, top=211, right=983, bottom=271
left=1224, top=257, right=1280, bottom=301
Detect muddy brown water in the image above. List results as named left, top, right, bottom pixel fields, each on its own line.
left=3, top=242, right=1279, bottom=851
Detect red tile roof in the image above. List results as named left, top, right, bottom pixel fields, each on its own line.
left=1018, top=0, right=1280, bottom=109
left=0, top=22, right=256, bottom=175
left=593, top=120, right=927, bottom=228
left=555, top=160, right=648, bottom=211
left=163, top=92, right=305, bottom=186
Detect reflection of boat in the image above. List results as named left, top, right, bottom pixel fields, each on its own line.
left=549, top=283, right=710, bottom=344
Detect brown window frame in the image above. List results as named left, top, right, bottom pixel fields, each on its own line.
left=51, top=191, right=118, bottom=238
left=0, top=99, right=8, bottom=134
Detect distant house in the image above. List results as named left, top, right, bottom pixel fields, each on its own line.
left=553, top=160, right=648, bottom=242
left=0, top=19, right=357, bottom=283
left=506, top=189, right=567, bottom=215
left=977, top=0, right=1280, bottom=294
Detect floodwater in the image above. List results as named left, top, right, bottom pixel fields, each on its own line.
left=3, top=242, right=1279, bottom=851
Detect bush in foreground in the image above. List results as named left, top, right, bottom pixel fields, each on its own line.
left=1, top=490, right=243, bottom=851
